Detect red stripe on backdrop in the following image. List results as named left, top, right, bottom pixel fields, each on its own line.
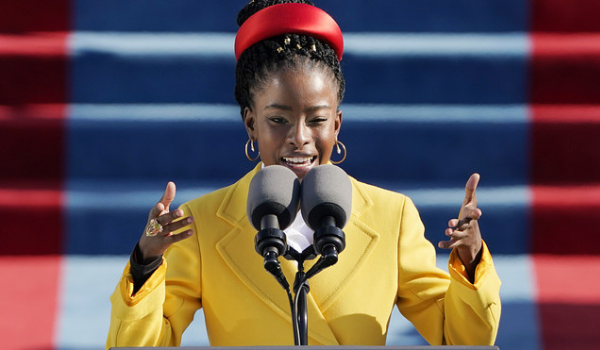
left=0, top=183, right=64, bottom=255
left=531, top=0, right=600, bottom=33
left=0, top=106, right=66, bottom=255
left=531, top=185, right=600, bottom=255
left=0, top=33, right=69, bottom=56
left=530, top=105, right=600, bottom=185
left=0, top=32, right=69, bottom=105
left=530, top=34, right=600, bottom=105
left=0, top=256, right=63, bottom=350
left=0, top=105, right=66, bottom=181
left=533, top=255, right=600, bottom=350
left=0, top=0, right=69, bottom=255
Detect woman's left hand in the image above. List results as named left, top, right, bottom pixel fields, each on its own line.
left=438, top=173, right=483, bottom=282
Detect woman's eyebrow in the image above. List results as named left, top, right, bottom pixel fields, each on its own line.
left=264, top=103, right=292, bottom=111
left=306, top=105, right=332, bottom=113
left=264, top=104, right=332, bottom=112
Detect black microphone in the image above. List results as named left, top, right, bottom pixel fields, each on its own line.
left=300, top=164, right=352, bottom=280
left=247, top=165, right=301, bottom=290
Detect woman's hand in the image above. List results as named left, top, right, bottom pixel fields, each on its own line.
left=438, top=173, right=483, bottom=282
left=138, top=182, right=194, bottom=261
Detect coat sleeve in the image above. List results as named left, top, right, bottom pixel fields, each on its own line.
left=106, top=203, right=202, bottom=349
left=395, top=196, right=501, bottom=346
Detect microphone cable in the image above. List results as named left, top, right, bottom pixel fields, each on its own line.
left=293, top=279, right=309, bottom=345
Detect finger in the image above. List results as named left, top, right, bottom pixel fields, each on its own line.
left=459, top=202, right=483, bottom=222
left=448, top=218, right=459, bottom=228
left=445, top=227, right=454, bottom=237
left=463, top=173, right=480, bottom=207
left=454, top=214, right=481, bottom=231
left=156, top=208, right=184, bottom=226
left=439, top=228, right=471, bottom=249
left=468, top=207, right=482, bottom=220
left=158, top=182, right=177, bottom=211
left=148, top=201, right=166, bottom=220
left=445, top=228, right=469, bottom=240
left=148, top=182, right=177, bottom=219
left=165, top=229, right=194, bottom=243
left=438, top=239, right=459, bottom=250
left=161, top=216, right=194, bottom=234
left=459, top=206, right=482, bottom=223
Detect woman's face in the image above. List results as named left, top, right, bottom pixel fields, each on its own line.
left=244, top=66, right=342, bottom=179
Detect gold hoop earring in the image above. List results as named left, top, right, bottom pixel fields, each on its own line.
left=331, top=140, right=347, bottom=164
left=245, top=139, right=260, bottom=161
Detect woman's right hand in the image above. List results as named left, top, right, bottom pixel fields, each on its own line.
left=138, top=182, right=194, bottom=261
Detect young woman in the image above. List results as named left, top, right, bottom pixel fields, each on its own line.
left=107, top=0, right=501, bottom=347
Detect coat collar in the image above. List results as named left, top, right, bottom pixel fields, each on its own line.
left=215, top=163, right=380, bottom=345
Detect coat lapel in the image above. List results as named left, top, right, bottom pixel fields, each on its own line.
left=215, top=164, right=379, bottom=345
left=306, top=178, right=380, bottom=312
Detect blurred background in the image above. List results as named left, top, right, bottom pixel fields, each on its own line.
left=1, top=0, right=600, bottom=349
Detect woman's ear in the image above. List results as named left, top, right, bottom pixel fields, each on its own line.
left=243, top=107, right=256, bottom=139
left=334, top=109, right=343, bottom=136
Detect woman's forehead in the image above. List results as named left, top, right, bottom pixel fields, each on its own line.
left=256, top=69, right=338, bottom=101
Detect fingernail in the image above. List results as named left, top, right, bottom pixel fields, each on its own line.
left=187, top=217, right=194, bottom=224
left=175, top=210, right=183, bottom=217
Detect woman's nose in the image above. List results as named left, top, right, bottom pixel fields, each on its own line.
left=288, top=122, right=310, bottom=147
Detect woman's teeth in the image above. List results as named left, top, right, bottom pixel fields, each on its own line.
left=283, top=156, right=314, bottom=166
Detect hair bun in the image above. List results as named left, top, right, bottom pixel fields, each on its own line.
left=237, top=0, right=314, bottom=27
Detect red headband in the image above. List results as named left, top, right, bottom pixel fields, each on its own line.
left=234, top=3, right=343, bottom=61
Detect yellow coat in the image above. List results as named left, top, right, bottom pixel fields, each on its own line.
left=107, top=164, right=501, bottom=348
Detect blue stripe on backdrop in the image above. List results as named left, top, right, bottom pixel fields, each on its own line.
left=318, top=0, right=529, bottom=33
left=340, top=104, right=529, bottom=186
left=401, top=186, right=531, bottom=255
left=71, top=33, right=526, bottom=60
left=73, top=0, right=248, bottom=32
left=69, top=33, right=236, bottom=104
left=65, top=182, right=528, bottom=255
left=67, top=104, right=529, bottom=185
left=343, top=34, right=528, bottom=104
left=64, top=181, right=219, bottom=255
left=54, top=255, right=538, bottom=349
left=67, top=104, right=528, bottom=254
left=74, top=0, right=528, bottom=33
left=66, top=103, right=248, bottom=182
left=69, top=33, right=528, bottom=104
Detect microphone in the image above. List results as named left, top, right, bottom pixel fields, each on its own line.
left=247, top=165, right=301, bottom=290
left=300, top=164, right=352, bottom=280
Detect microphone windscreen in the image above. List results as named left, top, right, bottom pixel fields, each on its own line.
left=247, top=165, right=301, bottom=230
left=301, top=164, right=352, bottom=230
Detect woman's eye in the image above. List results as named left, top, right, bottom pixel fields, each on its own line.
left=310, top=117, right=327, bottom=124
left=268, top=117, right=287, bottom=124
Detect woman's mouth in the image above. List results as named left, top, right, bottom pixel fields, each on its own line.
left=282, top=156, right=317, bottom=167
left=281, top=156, right=318, bottom=179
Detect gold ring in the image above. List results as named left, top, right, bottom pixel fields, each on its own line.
left=145, top=218, right=163, bottom=237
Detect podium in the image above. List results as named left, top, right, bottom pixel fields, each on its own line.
left=111, top=346, right=499, bottom=349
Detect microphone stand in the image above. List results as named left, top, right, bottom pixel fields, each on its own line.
left=294, top=260, right=309, bottom=345
left=265, top=220, right=345, bottom=345
left=284, top=247, right=316, bottom=346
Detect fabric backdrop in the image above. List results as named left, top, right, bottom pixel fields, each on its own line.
left=1, top=0, right=600, bottom=349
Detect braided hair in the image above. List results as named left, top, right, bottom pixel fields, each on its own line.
left=234, top=0, right=346, bottom=118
